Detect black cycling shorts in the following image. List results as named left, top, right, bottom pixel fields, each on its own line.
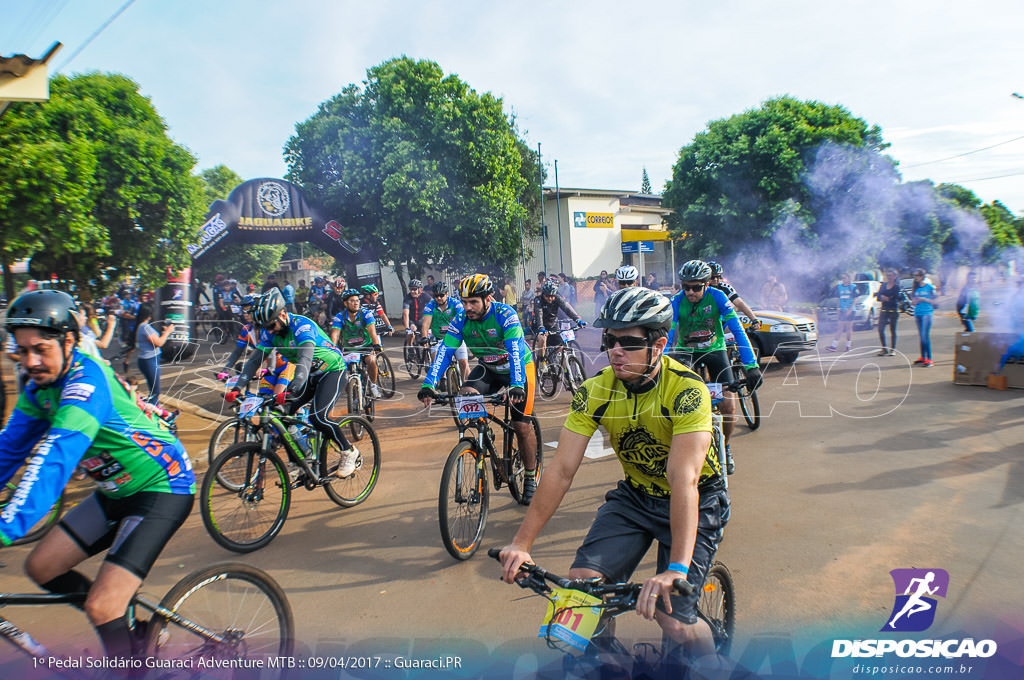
left=571, top=479, right=730, bottom=624
left=464, top=364, right=535, bottom=422
left=60, top=491, right=194, bottom=579
left=667, top=349, right=734, bottom=385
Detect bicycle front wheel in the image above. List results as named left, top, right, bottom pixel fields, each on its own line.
left=698, top=561, right=736, bottom=656
left=564, top=354, right=586, bottom=395
left=201, top=444, right=291, bottom=553
left=346, top=377, right=366, bottom=441
left=321, top=416, right=381, bottom=507
left=207, top=418, right=257, bottom=489
left=404, top=344, right=422, bottom=379
left=738, top=385, right=760, bottom=430
left=377, top=352, right=396, bottom=398
left=507, top=416, right=543, bottom=505
left=145, top=562, right=294, bottom=678
left=537, top=359, right=559, bottom=398
left=439, top=441, right=489, bottom=560
left=444, top=366, right=463, bottom=428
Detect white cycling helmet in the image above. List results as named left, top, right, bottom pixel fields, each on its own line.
left=615, top=265, right=639, bottom=283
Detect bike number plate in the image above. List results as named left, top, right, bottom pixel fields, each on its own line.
left=707, top=382, right=724, bottom=406
left=230, top=305, right=241, bottom=314
left=225, top=376, right=239, bottom=389
left=538, top=587, right=603, bottom=651
left=455, top=395, right=487, bottom=421
left=342, top=352, right=363, bottom=364
left=723, top=331, right=735, bottom=343
left=239, top=396, right=262, bottom=419
left=560, top=329, right=576, bottom=342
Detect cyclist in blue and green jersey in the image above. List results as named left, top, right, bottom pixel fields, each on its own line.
left=330, top=289, right=384, bottom=399
left=0, top=290, right=195, bottom=663
left=229, top=289, right=362, bottom=476
left=417, top=274, right=541, bottom=503
left=667, top=260, right=761, bottom=474
left=420, top=281, right=469, bottom=381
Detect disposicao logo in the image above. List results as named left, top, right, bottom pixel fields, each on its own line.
left=831, top=568, right=997, bottom=659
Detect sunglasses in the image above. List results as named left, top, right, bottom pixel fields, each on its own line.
left=434, top=294, right=447, bottom=299
left=682, top=283, right=706, bottom=292
left=602, top=333, right=650, bottom=351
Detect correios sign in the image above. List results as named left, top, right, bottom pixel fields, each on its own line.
left=188, top=178, right=365, bottom=264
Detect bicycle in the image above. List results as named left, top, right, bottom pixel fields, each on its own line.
left=433, top=391, right=543, bottom=560
left=726, top=344, right=760, bottom=431
left=0, top=473, right=65, bottom=546
left=0, top=561, right=294, bottom=676
left=403, top=329, right=430, bottom=379
left=487, top=547, right=735, bottom=669
left=200, top=393, right=381, bottom=553
left=342, top=349, right=381, bottom=441
left=535, top=322, right=587, bottom=398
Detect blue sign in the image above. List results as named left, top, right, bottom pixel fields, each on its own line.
left=621, top=241, right=654, bottom=254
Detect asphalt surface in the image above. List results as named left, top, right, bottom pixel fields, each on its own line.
left=1, top=311, right=1022, bottom=678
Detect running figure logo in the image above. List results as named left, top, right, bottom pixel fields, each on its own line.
left=881, top=568, right=949, bottom=632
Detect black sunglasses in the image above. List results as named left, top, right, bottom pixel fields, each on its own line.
left=602, top=333, right=650, bottom=351
left=682, top=283, right=706, bottom=292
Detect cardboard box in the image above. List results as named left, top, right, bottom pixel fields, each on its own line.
left=987, top=374, right=1009, bottom=390
left=953, top=332, right=1024, bottom=389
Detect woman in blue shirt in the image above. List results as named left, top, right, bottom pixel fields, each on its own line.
left=911, top=269, right=936, bottom=367
left=134, top=305, right=174, bottom=403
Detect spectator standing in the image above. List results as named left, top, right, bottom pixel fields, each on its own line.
left=911, top=269, right=937, bottom=367
left=957, top=272, right=980, bottom=332
left=827, top=273, right=856, bottom=352
left=135, top=304, right=174, bottom=404
left=261, top=273, right=280, bottom=293
left=645, top=272, right=659, bottom=290
left=295, top=279, right=309, bottom=313
left=761, top=273, right=788, bottom=311
left=503, top=278, right=518, bottom=310
left=281, top=278, right=296, bottom=313
left=593, top=270, right=612, bottom=310
left=520, top=279, right=535, bottom=329
left=875, top=269, right=901, bottom=355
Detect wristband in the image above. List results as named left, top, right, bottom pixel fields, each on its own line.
left=667, top=562, right=689, bottom=575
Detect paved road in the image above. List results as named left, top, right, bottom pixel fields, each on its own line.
left=1, top=312, right=1022, bottom=678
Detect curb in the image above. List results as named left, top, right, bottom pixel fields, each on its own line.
left=161, top=394, right=221, bottom=423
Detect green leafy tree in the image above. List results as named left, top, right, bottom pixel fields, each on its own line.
left=284, top=57, right=531, bottom=289
left=0, top=73, right=201, bottom=296
left=979, top=200, right=1023, bottom=262
left=663, top=96, right=889, bottom=260
left=641, top=167, right=652, bottom=195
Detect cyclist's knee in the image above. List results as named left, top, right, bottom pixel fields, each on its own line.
left=567, top=566, right=604, bottom=580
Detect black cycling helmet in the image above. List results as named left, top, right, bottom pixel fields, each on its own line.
left=678, top=259, right=712, bottom=282
left=541, top=280, right=559, bottom=296
left=458, top=274, right=494, bottom=298
left=594, top=287, right=673, bottom=333
left=409, top=279, right=423, bottom=289
left=5, top=290, right=80, bottom=339
left=707, top=261, right=724, bottom=277
left=253, top=289, right=287, bottom=328
left=240, top=294, right=257, bottom=310
left=432, top=281, right=449, bottom=296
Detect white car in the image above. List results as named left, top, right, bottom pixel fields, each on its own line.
left=817, top=280, right=882, bottom=330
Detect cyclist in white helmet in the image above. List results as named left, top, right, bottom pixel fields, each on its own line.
left=616, top=265, right=640, bottom=289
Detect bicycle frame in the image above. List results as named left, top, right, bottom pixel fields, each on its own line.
left=238, top=396, right=323, bottom=485
left=439, top=393, right=519, bottom=489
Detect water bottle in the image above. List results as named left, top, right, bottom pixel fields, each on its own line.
left=287, top=425, right=311, bottom=457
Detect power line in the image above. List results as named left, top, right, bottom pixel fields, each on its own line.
left=901, top=134, right=1024, bottom=169
left=55, top=0, right=136, bottom=74
left=942, top=170, right=1024, bottom=183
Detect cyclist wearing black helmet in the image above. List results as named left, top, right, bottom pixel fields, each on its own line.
left=707, top=261, right=760, bottom=330
left=668, top=260, right=761, bottom=474
left=420, top=281, right=469, bottom=380
left=0, top=289, right=195, bottom=663
left=499, top=287, right=729, bottom=663
left=418, top=274, right=541, bottom=503
left=228, top=289, right=363, bottom=477
left=532, top=279, right=586, bottom=363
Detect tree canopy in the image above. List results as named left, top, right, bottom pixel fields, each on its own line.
left=284, top=57, right=537, bottom=285
left=0, top=73, right=201, bottom=298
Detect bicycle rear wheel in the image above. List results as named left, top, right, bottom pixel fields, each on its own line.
left=145, top=562, right=294, bottom=679
left=698, top=561, right=736, bottom=656
left=321, top=416, right=381, bottom=507
left=404, top=344, right=423, bottom=379
left=377, top=352, right=396, bottom=398
left=738, top=386, right=760, bottom=430
left=200, top=444, right=291, bottom=553
left=207, top=418, right=258, bottom=489
left=346, top=378, right=366, bottom=441
left=507, top=416, right=544, bottom=504
left=1, top=481, right=64, bottom=545
left=439, top=441, right=489, bottom=560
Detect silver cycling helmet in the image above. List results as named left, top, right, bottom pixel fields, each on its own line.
left=253, top=289, right=287, bottom=328
left=594, top=287, right=673, bottom=333
left=615, top=265, right=639, bottom=283
left=678, top=259, right=712, bottom=282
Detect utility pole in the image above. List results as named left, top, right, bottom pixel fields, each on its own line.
left=554, top=160, right=564, bottom=273
left=538, top=142, right=548, bottom=274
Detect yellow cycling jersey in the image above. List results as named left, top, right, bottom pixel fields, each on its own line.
left=564, top=354, right=719, bottom=497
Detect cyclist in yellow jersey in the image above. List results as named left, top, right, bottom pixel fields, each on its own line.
left=499, top=287, right=729, bottom=664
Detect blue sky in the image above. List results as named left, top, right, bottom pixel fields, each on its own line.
left=4, top=0, right=1024, bottom=211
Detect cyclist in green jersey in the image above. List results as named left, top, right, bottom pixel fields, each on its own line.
left=499, top=287, right=729, bottom=664
left=1, top=290, right=195, bottom=663
left=330, top=288, right=384, bottom=399
left=420, top=281, right=469, bottom=381
left=228, top=289, right=361, bottom=476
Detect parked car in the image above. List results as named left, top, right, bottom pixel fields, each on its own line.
left=729, top=309, right=818, bottom=365
left=817, top=280, right=882, bottom=330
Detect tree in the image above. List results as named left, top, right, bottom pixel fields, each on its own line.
left=0, top=73, right=202, bottom=296
left=979, top=200, right=1023, bottom=262
left=663, top=96, right=889, bottom=261
left=641, top=167, right=652, bottom=195
left=284, top=57, right=532, bottom=288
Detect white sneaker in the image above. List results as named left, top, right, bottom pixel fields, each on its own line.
left=369, top=383, right=382, bottom=399
left=337, top=447, right=360, bottom=477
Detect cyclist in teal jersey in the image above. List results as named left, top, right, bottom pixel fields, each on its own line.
left=1, top=290, right=195, bottom=663
left=420, top=281, right=469, bottom=381
left=330, top=288, right=384, bottom=399
left=667, top=260, right=761, bottom=474
left=417, top=274, right=541, bottom=502
left=228, top=289, right=361, bottom=476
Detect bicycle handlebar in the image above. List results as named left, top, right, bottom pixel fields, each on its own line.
left=430, top=390, right=509, bottom=406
